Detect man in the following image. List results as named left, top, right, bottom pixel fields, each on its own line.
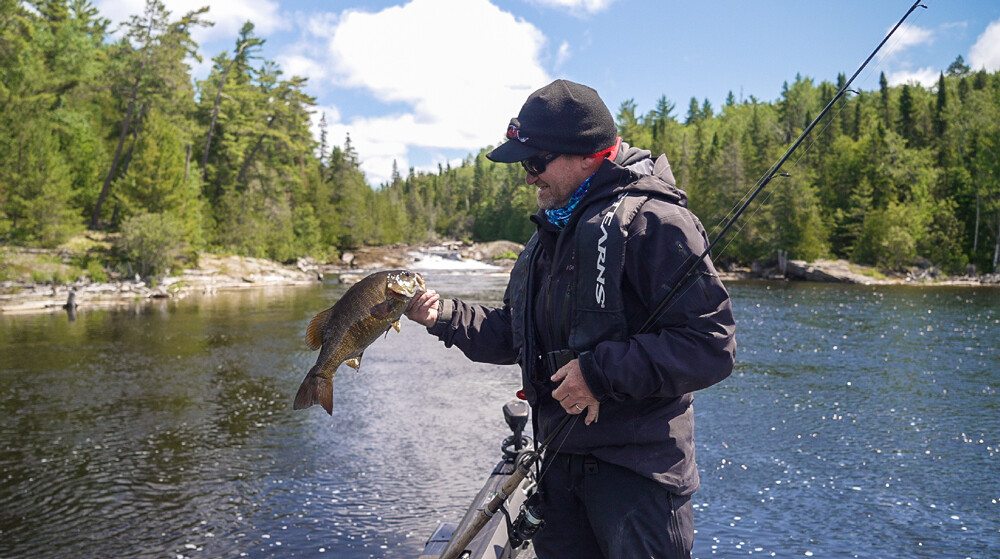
left=406, top=79, right=736, bottom=558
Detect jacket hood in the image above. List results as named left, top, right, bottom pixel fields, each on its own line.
left=598, top=142, right=687, bottom=207
left=615, top=141, right=655, bottom=172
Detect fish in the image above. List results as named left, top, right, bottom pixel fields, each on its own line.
left=293, top=269, right=426, bottom=415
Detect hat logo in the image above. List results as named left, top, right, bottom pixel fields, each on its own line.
left=506, top=123, right=529, bottom=143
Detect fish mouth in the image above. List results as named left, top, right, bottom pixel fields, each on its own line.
left=387, top=270, right=425, bottom=298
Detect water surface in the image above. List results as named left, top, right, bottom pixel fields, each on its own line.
left=1, top=276, right=997, bottom=558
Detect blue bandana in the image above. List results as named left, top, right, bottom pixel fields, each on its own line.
left=545, top=174, right=595, bottom=229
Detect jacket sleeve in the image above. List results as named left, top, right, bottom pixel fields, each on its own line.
left=426, top=296, right=519, bottom=366
left=578, top=199, right=736, bottom=401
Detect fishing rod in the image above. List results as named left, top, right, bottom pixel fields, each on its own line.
left=440, top=2, right=927, bottom=556
left=438, top=414, right=574, bottom=559
left=640, top=0, right=928, bottom=334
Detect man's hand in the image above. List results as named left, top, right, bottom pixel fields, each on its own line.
left=404, top=289, right=440, bottom=328
left=551, top=359, right=600, bottom=425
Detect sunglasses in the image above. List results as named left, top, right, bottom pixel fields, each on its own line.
left=521, top=152, right=561, bottom=176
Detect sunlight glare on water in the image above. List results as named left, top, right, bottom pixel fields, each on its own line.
left=1, top=277, right=997, bottom=558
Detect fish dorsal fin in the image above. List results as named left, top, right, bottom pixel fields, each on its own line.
left=306, top=307, right=332, bottom=350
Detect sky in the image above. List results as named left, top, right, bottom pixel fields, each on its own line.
left=92, top=0, right=1000, bottom=187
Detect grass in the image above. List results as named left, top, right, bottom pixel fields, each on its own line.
left=1, top=233, right=114, bottom=285
left=848, top=264, right=887, bottom=280
left=4, top=251, right=77, bottom=284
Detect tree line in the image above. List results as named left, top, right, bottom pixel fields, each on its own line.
left=612, top=59, right=1000, bottom=275
left=2, top=0, right=999, bottom=277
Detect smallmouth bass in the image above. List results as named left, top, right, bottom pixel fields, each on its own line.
left=293, top=269, right=425, bottom=414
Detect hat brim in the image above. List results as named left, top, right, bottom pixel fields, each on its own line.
left=486, top=139, right=541, bottom=163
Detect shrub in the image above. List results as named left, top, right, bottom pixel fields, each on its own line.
left=493, top=250, right=519, bottom=260
left=117, top=213, right=185, bottom=278
left=852, top=202, right=921, bottom=270
left=86, top=259, right=109, bottom=283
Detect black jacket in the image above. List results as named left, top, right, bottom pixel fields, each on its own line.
left=428, top=146, right=736, bottom=495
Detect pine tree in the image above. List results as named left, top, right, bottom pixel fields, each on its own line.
left=200, top=22, right=264, bottom=183
left=685, top=97, right=701, bottom=124
left=897, top=84, right=915, bottom=145
left=879, top=71, right=890, bottom=128
left=946, top=55, right=970, bottom=77
left=113, top=107, right=202, bottom=241
left=934, top=72, right=947, bottom=138
left=90, top=0, right=209, bottom=229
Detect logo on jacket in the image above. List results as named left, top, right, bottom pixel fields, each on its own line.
left=507, top=120, right=529, bottom=143
left=595, top=195, right=626, bottom=308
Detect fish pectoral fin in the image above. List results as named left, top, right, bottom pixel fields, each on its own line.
left=306, top=307, right=333, bottom=350
left=369, top=300, right=394, bottom=320
left=392, top=320, right=401, bottom=333
left=346, top=353, right=363, bottom=370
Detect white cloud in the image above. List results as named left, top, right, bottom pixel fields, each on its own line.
left=879, top=22, right=934, bottom=60
left=278, top=53, right=329, bottom=84
left=877, top=23, right=937, bottom=90
left=530, top=0, right=618, bottom=15
left=95, top=0, right=286, bottom=45
left=289, top=0, right=551, bottom=185
left=969, top=19, right=1000, bottom=72
left=96, top=0, right=553, bottom=186
left=886, top=67, right=939, bottom=88
left=555, top=41, right=571, bottom=69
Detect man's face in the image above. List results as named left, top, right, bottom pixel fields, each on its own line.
left=525, top=154, right=591, bottom=210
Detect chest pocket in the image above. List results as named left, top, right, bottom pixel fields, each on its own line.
left=568, top=193, right=650, bottom=352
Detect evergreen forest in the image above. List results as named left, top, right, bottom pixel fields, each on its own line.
left=3, top=0, right=1000, bottom=278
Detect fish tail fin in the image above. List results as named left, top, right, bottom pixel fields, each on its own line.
left=293, top=364, right=334, bottom=415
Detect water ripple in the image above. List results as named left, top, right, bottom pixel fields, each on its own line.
left=2, top=279, right=997, bottom=558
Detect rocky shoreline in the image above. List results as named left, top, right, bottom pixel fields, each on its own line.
left=2, top=242, right=997, bottom=316
left=0, top=242, right=522, bottom=315
left=752, top=258, right=999, bottom=286
left=0, top=253, right=321, bottom=315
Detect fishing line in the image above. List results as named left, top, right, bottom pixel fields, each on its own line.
left=441, top=4, right=930, bottom=555
left=638, top=0, right=929, bottom=335
left=700, top=1, right=931, bottom=250
left=532, top=0, right=931, bottom=492
left=533, top=414, right=582, bottom=484
left=776, top=0, right=932, bottom=173
left=706, top=5, right=931, bottom=268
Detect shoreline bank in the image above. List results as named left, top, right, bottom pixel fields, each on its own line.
left=2, top=243, right=997, bottom=316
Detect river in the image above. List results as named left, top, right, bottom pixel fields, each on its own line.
left=1, top=273, right=997, bottom=558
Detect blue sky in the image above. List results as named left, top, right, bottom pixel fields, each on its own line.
left=94, top=0, right=1000, bottom=186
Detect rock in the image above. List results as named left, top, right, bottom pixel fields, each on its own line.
left=458, top=240, right=524, bottom=261
left=1, top=250, right=318, bottom=315
left=339, top=273, right=362, bottom=285
left=784, top=259, right=882, bottom=284
left=297, top=257, right=320, bottom=275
